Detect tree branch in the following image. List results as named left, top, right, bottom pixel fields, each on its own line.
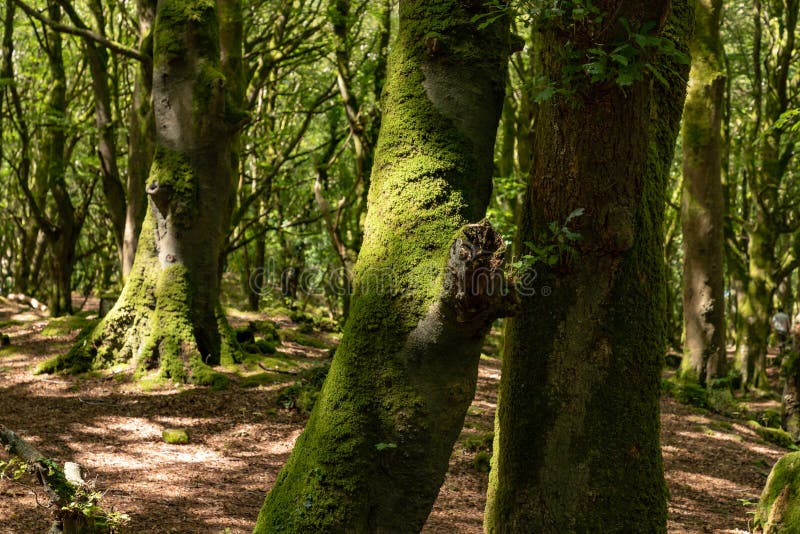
left=13, top=0, right=145, bottom=61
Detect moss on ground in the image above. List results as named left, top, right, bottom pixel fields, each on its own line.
left=41, top=315, right=98, bottom=337
left=277, top=329, right=331, bottom=350
left=162, top=428, right=189, bottom=444
left=747, top=421, right=796, bottom=449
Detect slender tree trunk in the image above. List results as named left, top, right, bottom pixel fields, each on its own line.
left=255, top=1, right=511, bottom=530
left=680, top=0, right=726, bottom=385
left=123, top=0, right=155, bottom=279
left=42, top=1, right=75, bottom=317
left=58, top=0, right=128, bottom=270
left=45, top=0, right=244, bottom=381
left=485, top=1, right=691, bottom=531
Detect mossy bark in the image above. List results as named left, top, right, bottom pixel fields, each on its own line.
left=50, top=0, right=242, bottom=382
left=738, top=224, right=775, bottom=388
left=756, top=451, right=800, bottom=533
left=484, top=2, right=691, bottom=532
left=680, top=0, right=726, bottom=385
left=254, top=1, right=511, bottom=531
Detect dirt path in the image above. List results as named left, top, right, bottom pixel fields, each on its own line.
left=0, top=300, right=787, bottom=533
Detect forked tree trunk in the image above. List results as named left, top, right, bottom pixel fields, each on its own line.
left=485, top=1, right=692, bottom=531
left=680, top=0, right=726, bottom=385
left=44, top=0, right=243, bottom=382
left=255, top=1, right=511, bottom=531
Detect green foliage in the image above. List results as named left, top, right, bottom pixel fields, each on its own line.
left=567, top=19, right=689, bottom=88
left=707, top=388, right=744, bottom=418
left=276, top=364, right=330, bottom=413
left=775, top=108, right=800, bottom=135
left=462, top=432, right=494, bottom=452
left=662, top=376, right=709, bottom=408
left=759, top=409, right=784, bottom=429
left=512, top=208, right=584, bottom=269
left=473, top=451, right=492, bottom=473
left=0, top=457, right=30, bottom=481
left=61, top=484, right=130, bottom=532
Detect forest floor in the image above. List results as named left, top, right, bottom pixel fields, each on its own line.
left=0, top=296, right=789, bottom=533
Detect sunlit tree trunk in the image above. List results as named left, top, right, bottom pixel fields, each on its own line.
left=680, top=0, right=726, bottom=385
left=123, top=0, right=156, bottom=279
left=255, top=1, right=511, bottom=530
left=45, top=0, right=245, bottom=381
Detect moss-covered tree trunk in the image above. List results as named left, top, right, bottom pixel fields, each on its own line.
left=484, top=1, right=692, bottom=531
left=48, top=0, right=243, bottom=382
left=255, top=1, right=511, bottom=531
left=680, top=0, right=726, bottom=385
left=738, top=228, right=775, bottom=387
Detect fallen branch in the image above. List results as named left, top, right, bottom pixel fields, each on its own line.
left=257, top=362, right=299, bottom=375
left=0, top=425, right=125, bottom=533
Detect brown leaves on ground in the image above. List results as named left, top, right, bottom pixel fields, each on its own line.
left=0, top=299, right=788, bottom=532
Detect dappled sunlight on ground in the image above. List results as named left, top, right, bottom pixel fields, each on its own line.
left=0, top=301, right=792, bottom=533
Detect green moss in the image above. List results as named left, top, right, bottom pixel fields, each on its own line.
left=255, top=1, right=508, bottom=530
left=760, top=410, right=784, bottom=429
left=278, top=329, right=330, bottom=350
left=707, top=388, right=744, bottom=417
left=748, top=421, right=796, bottom=449
left=41, top=315, right=98, bottom=337
left=240, top=372, right=284, bottom=388
left=189, top=359, right=229, bottom=390
left=756, top=452, right=800, bottom=532
left=162, top=428, right=190, bottom=444
left=462, top=432, right=494, bottom=452
left=664, top=376, right=709, bottom=408
left=276, top=364, right=330, bottom=413
left=473, top=451, right=492, bottom=473
left=154, top=0, right=217, bottom=65
left=253, top=320, right=280, bottom=342
left=148, top=146, right=198, bottom=223
left=0, top=346, right=19, bottom=358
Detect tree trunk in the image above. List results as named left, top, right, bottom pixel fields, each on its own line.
left=41, top=1, right=75, bottom=317
left=45, top=0, right=243, bottom=382
left=123, top=0, right=155, bottom=279
left=485, top=1, right=691, bottom=531
left=738, top=224, right=775, bottom=387
left=255, top=1, right=511, bottom=531
left=680, top=0, right=726, bottom=385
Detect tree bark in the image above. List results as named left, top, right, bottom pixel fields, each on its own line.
left=46, top=0, right=243, bottom=382
left=254, top=1, right=511, bottom=531
left=680, top=0, right=726, bottom=385
left=485, top=1, right=691, bottom=531
left=123, top=0, right=155, bottom=279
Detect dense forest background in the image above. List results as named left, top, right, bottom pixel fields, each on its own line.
left=0, top=0, right=799, bottom=532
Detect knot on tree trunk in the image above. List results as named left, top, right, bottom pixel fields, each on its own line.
left=445, top=220, right=516, bottom=323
